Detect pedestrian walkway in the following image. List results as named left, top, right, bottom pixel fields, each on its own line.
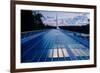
left=21, top=29, right=89, bottom=63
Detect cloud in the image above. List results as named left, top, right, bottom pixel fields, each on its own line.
left=39, top=10, right=89, bottom=26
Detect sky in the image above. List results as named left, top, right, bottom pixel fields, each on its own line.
left=34, top=10, right=90, bottom=26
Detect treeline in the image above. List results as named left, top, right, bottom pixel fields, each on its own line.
left=21, top=10, right=45, bottom=32
left=59, top=24, right=89, bottom=34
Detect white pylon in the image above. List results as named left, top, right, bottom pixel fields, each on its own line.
left=56, top=13, right=60, bottom=29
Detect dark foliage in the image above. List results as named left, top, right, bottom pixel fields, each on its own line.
left=59, top=24, right=89, bottom=34
left=21, top=10, right=44, bottom=32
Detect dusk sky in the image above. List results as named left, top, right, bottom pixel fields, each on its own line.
left=33, top=10, right=90, bottom=26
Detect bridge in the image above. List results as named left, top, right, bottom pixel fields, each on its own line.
left=21, top=29, right=89, bottom=63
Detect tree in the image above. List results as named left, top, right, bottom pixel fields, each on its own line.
left=32, top=11, right=44, bottom=29
left=21, top=10, right=34, bottom=32
left=21, top=10, right=44, bottom=32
